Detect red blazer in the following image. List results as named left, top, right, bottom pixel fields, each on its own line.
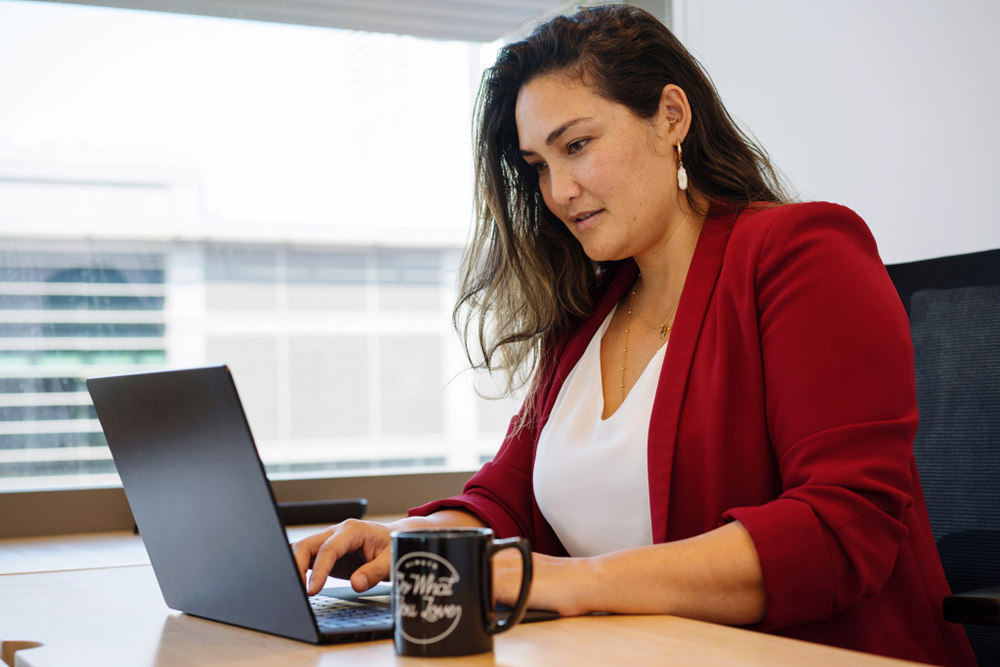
left=412, top=202, right=975, bottom=666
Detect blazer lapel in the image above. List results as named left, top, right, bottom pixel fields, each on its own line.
left=647, top=212, right=735, bottom=543
left=537, top=261, right=637, bottom=426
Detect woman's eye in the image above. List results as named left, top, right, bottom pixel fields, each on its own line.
left=531, top=162, right=548, bottom=174
left=567, top=139, right=589, bottom=155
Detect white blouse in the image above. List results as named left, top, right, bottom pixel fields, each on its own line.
left=533, top=308, right=665, bottom=558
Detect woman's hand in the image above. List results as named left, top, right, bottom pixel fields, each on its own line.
left=291, top=519, right=394, bottom=596
left=493, top=521, right=765, bottom=623
left=491, top=549, right=590, bottom=617
left=291, top=510, right=487, bottom=596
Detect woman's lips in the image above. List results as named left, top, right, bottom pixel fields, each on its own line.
left=571, top=209, right=604, bottom=231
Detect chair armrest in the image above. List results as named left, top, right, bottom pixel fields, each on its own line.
left=943, top=586, right=1000, bottom=626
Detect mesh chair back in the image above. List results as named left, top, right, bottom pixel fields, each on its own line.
left=887, top=248, right=1000, bottom=664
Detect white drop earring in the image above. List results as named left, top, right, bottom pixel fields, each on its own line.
left=676, top=142, right=688, bottom=191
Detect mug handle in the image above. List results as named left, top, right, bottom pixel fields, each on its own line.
left=486, top=536, right=533, bottom=635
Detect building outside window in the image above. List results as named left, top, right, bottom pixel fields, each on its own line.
left=0, top=0, right=532, bottom=493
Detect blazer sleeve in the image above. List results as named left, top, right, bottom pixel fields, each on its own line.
left=722, top=203, right=918, bottom=631
left=408, top=264, right=627, bottom=548
left=406, top=326, right=578, bottom=545
left=408, top=401, right=541, bottom=541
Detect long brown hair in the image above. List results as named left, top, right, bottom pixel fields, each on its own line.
left=456, top=5, right=789, bottom=401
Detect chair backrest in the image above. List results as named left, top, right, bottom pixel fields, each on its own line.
left=886, top=248, right=1000, bottom=664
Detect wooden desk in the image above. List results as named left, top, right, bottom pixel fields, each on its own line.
left=0, top=529, right=150, bottom=575
left=0, top=566, right=928, bottom=666
left=0, top=525, right=340, bottom=576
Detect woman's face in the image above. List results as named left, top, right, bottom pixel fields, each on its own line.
left=515, top=73, right=682, bottom=263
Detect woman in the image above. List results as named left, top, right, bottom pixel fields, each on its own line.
left=293, top=6, right=975, bottom=664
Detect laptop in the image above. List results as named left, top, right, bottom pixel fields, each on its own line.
left=87, top=365, right=394, bottom=644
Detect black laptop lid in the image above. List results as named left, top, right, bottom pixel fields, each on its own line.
left=88, top=365, right=320, bottom=643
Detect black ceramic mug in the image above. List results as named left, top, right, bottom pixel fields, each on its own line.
left=390, top=527, right=533, bottom=657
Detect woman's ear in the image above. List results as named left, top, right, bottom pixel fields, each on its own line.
left=654, top=84, right=692, bottom=145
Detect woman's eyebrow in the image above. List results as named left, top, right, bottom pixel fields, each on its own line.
left=520, top=117, right=593, bottom=156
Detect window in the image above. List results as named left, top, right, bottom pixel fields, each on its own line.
left=0, top=243, right=166, bottom=488
left=0, top=0, right=536, bottom=496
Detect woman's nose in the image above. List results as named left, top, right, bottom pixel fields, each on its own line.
left=545, top=165, right=581, bottom=207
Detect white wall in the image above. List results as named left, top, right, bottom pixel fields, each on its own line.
left=674, top=0, right=1000, bottom=263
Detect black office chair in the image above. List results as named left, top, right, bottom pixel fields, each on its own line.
left=887, top=248, right=1000, bottom=665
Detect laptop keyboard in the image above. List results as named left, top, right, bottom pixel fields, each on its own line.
left=310, top=595, right=393, bottom=630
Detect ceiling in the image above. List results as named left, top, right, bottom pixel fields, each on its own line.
left=38, top=0, right=578, bottom=42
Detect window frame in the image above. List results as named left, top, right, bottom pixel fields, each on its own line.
left=0, top=0, right=668, bottom=538
left=0, top=471, right=471, bottom=537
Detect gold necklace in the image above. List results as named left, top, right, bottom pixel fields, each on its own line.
left=620, top=279, right=640, bottom=402
left=634, top=276, right=679, bottom=344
